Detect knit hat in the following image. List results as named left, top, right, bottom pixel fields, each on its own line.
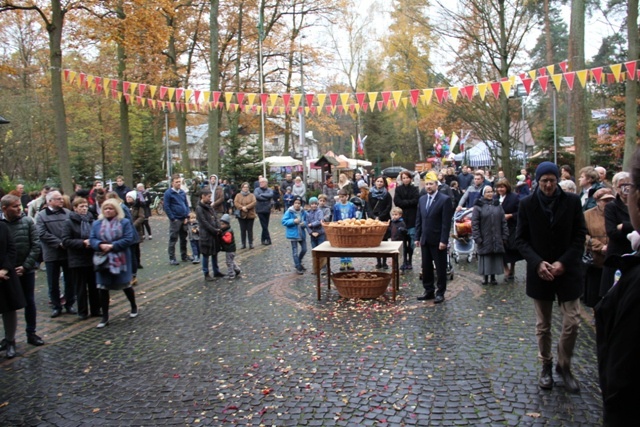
left=516, top=174, right=525, bottom=182
left=535, top=162, right=559, bottom=182
left=424, top=171, right=438, bottom=182
left=308, top=197, right=319, bottom=204
left=220, top=213, right=231, bottom=224
left=292, top=196, right=302, bottom=203
left=125, top=190, right=137, bottom=201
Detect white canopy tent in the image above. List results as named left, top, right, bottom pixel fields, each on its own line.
left=259, top=156, right=303, bottom=167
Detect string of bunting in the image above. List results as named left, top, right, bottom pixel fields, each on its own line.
left=62, top=60, right=638, bottom=116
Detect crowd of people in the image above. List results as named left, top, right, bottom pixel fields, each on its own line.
left=2, top=158, right=640, bottom=424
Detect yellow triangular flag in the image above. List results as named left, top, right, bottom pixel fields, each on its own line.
left=224, top=92, right=233, bottom=105
left=576, top=69, right=588, bottom=88
left=256, top=106, right=262, bottom=114
left=317, top=93, right=327, bottom=110
left=368, top=92, right=378, bottom=105
left=129, top=82, right=138, bottom=95
left=354, top=104, right=360, bottom=113
left=87, top=75, right=95, bottom=90
left=500, top=80, right=512, bottom=97
left=102, top=78, right=111, bottom=97
left=234, top=103, right=240, bottom=112
left=305, top=106, right=310, bottom=116
left=449, top=87, right=460, bottom=103
left=546, top=65, right=555, bottom=76
left=331, top=105, right=337, bottom=115
left=509, top=75, right=516, bottom=85
left=202, top=91, right=210, bottom=102
left=401, top=98, right=408, bottom=108
left=269, top=93, right=279, bottom=106
left=477, top=83, right=488, bottom=100
left=149, top=85, right=157, bottom=98
left=185, top=89, right=193, bottom=103
left=117, top=91, right=123, bottom=102
left=392, top=90, right=403, bottom=107
left=150, top=99, right=157, bottom=109
left=422, top=89, right=433, bottom=105
left=68, top=71, right=77, bottom=84
left=167, top=88, right=176, bottom=101
left=246, top=93, right=256, bottom=105
left=610, top=63, right=622, bottom=82
left=340, top=93, right=350, bottom=106
left=528, top=70, right=537, bottom=80
left=551, top=73, right=563, bottom=90
left=292, top=93, right=302, bottom=109
left=267, top=106, right=273, bottom=115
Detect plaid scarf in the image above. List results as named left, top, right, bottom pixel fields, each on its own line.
left=98, top=218, right=127, bottom=275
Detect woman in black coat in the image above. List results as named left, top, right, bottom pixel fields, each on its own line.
left=62, top=197, right=99, bottom=320
left=495, top=179, right=522, bottom=280
left=393, top=171, right=420, bottom=269
left=0, top=221, right=26, bottom=358
left=368, top=175, right=393, bottom=269
left=601, top=172, right=633, bottom=297
left=472, top=186, right=508, bottom=285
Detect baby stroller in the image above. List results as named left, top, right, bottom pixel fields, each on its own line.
left=451, top=208, right=476, bottom=263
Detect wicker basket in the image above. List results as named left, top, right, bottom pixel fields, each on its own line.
left=323, top=221, right=389, bottom=248
left=331, top=271, right=391, bottom=299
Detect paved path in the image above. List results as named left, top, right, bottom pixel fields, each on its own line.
left=0, top=214, right=602, bottom=426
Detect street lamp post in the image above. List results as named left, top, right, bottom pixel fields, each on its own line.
left=298, top=36, right=307, bottom=185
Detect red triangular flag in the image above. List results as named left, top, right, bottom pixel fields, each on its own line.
left=305, top=93, right=314, bottom=107
left=138, top=84, right=146, bottom=97
left=64, top=69, right=70, bottom=82
left=348, top=104, right=355, bottom=113
left=160, top=86, right=168, bottom=100
left=329, top=93, right=339, bottom=107
left=176, top=88, right=184, bottom=101
left=212, top=91, right=221, bottom=105
left=591, top=67, right=603, bottom=84
left=122, top=81, right=130, bottom=94
left=521, top=78, right=533, bottom=94
left=538, top=67, right=547, bottom=76
left=381, top=91, right=391, bottom=105
left=362, top=103, right=369, bottom=112
left=260, top=93, right=268, bottom=106
left=434, top=88, right=445, bottom=104
left=337, top=105, right=344, bottom=114
left=564, top=72, right=576, bottom=90
left=559, top=61, right=568, bottom=73
left=490, top=82, right=501, bottom=98
left=111, top=80, right=119, bottom=91
left=356, top=92, right=366, bottom=107
left=409, top=89, right=420, bottom=107
left=463, top=85, right=475, bottom=100
left=194, top=90, right=201, bottom=103
left=124, top=93, right=131, bottom=104
left=326, top=105, right=333, bottom=115
left=282, top=93, right=291, bottom=109
left=538, top=76, right=549, bottom=93
left=236, top=92, right=245, bottom=105
left=607, top=73, right=616, bottom=84
left=377, top=100, right=384, bottom=111
left=519, top=72, right=526, bottom=81
left=626, top=60, right=637, bottom=80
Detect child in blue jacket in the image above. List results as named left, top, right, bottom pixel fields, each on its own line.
left=332, top=189, right=357, bottom=271
left=282, top=196, right=308, bottom=274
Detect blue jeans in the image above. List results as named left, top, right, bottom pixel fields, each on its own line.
left=19, top=270, right=37, bottom=334
left=45, top=260, right=73, bottom=310
left=201, top=253, right=221, bottom=276
left=290, top=239, right=307, bottom=269
left=310, top=232, right=325, bottom=249
left=190, top=240, right=200, bottom=258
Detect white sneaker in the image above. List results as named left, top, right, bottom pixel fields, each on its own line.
left=148, top=235, right=153, bottom=240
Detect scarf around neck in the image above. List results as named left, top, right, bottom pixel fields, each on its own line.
left=370, top=186, right=388, bottom=200
left=536, top=186, right=561, bottom=223
left=99, top=217, right=127, bottom=274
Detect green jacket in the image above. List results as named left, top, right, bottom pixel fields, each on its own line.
left=2, top=214, right=41, bottom=271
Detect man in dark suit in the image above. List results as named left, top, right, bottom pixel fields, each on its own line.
left=516, top=162, right=586, bottom=393
left=415, top=171, right=454, bottom=304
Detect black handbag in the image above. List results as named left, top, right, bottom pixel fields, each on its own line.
left=93, top=252, right=109, bottom=272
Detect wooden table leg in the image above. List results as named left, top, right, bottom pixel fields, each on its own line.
left=315, top=253, right=321, bottom=300
left=392, top=254, right=397, bottom=301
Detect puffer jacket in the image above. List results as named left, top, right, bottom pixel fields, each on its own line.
left=62, top=211, right=94, bottom=269
left=282, top=206, right=308, bottom=241
left=1, top=214, right=41, bottom=270
left=472, top=198, right=508, bottom=255
left=35, top=207, right=71, bottom=262
left=219, top=227, right=237, bottom=252
left=306, top=207, right=325, bottom=235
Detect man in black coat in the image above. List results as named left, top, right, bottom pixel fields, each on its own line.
left=516, top=162, right=587, bottom=393
left=415, top=171, right=453, bottom=304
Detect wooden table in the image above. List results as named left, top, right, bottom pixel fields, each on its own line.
left=312, top=241, right=402, bottom=301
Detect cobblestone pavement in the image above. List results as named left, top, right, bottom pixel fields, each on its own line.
left=0, top=214, right=602, bottom=426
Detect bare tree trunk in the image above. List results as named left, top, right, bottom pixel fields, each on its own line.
left=412, top=107, right=424, bottom=160
left=116, top=2, right=133, bottom=185
left=568, top=0, right=587, bottom=171
left=208, top=0, right=220, bottom=175
left=49, top=0, right=72, bottom=193
left=623, top=0, right=639, bottom=170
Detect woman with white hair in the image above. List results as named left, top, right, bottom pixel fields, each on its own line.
left=90, top=199, right=138, bottom=328
left=600, top=171, right=633, bottom=297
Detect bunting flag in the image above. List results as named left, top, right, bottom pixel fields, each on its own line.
left=62, top=59, right=634, bottom=117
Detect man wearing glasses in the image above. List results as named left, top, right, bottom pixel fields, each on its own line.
left=516, top=162, right=587, bottom=394
left=35, top=191, right=75, bottom=318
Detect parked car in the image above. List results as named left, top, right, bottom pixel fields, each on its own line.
left=151, top=178, right=192, bottom=194
left=380, top=166, right=408, bottom=179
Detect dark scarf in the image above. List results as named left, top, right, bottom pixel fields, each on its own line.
left=536, top=186, right=561, bottom=223
left=79, top=213, right=93, bottom=239
left=370, top=186, right=388, bottom=200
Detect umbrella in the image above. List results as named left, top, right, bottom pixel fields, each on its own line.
left=0, top=116, right=9, bottom=125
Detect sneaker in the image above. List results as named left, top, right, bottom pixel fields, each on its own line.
left=130, top=307, right=139, bottom=318
left=192, top=257, right=200, bottom=265
left=204, top=274, right=215, bottom=282
left=169, top=259, right=179, bottom=266
left=381, top=263, right=389, bottom=270
left=182, top=256, right=194, bottom=262
left=148, top=235, right=153, bottom=240
left=346, top=262, right=354, bottom=271
left=234, top=268, right=242, bottom=276
left=296, top=267, right=304, bottom=275
left=227, top=275, right=236, bottom=281
left=339, top=262, right=347, bottom=271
